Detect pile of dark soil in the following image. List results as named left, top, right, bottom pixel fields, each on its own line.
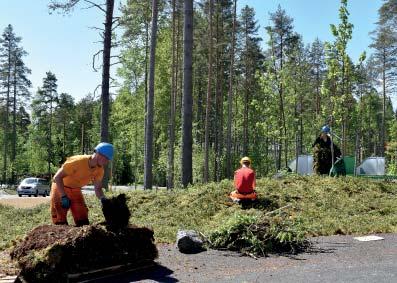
left=10, top=194, right=158, bottom=283
left=102, top=193, right=130, bottom=230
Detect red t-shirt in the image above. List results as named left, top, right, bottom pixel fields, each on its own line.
left=234, top=167, right=256, bottom=193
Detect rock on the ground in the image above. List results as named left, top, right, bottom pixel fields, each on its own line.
left=176, top=230, right=205, bottom=254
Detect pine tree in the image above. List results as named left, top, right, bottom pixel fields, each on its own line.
left=369, top=0, right=397, bottom=156
left=226, top=0, right=237, bottom=179
left=265, top=5, right=296, bottom=168
left=144, top=0, right=159, bottom=189
left=203, top=0, right=214, bottom=183
left=167, top=0, right=177, bottom=189
left=55, top=93, right=75, bottom=164
left=10, top=47, right=31, bottom=182
left=181, top=0, right=193, bottom=187
left=31, top=72, right=58, bottom=178
left=308, top=38, right=326, bottom=117
left=0, top=25, right=27, bottom=183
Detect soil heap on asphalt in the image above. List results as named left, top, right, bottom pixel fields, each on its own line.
left=9, top=194, right=158, bottom=283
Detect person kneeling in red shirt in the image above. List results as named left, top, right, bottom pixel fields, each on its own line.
left=230, top=157, right=257, bottom=202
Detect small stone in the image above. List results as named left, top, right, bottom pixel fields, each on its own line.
left=176, top=230, right=205, bottom=254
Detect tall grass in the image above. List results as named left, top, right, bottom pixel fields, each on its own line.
left=1, top=176, right=396, bottom=254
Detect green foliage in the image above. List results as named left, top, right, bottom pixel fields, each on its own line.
left=208, top=212, right=307, bottom=256
left=111, top=89, right=145, bottom=185
left=1, top=0, right=396, bottom=188
left=385, top=141, right=397, bottom=175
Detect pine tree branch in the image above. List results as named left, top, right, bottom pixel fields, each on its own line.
left=109, top=61, right=121, bottom=67
left=89, top=26, right=105, bottom=32
left=82, top=0, right=106, bottom=13
left=93, top=84, right=102, bottom=97
left=92, top=50, right=103, bottom=72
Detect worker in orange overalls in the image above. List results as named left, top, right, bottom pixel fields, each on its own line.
left=50, top=142, right=114, bottom=226
left=230, top=156, right=257, bottom=202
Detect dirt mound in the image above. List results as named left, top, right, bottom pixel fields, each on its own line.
left=9, top=194, right=158, bottom=282
left=10, top=225, right=80, bottom=260
left=102, top=193, right=131, bottom=230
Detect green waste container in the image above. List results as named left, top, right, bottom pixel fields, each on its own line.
left=343, top=156, right=355, bottom=175
left=330, top=156, right=355, bottom=177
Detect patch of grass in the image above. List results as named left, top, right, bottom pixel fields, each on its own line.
left=1, top=176, right=396, bottom=255
left=0, top=203, right=51, bottom=250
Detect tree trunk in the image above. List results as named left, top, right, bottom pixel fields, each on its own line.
left=217, top=62, right=224, bottom=181
left=196, top=74, right=204, bottom=146
left=144, top=0, right=158, bottom=189
left=203, top=0, right=213, bottom=183
left=226, top=0, right=237, bottom=179
left=381, top=48, right=386, bottom=156
left=100, top=0, right=115, bottom=189
left=48, top=94, right=53, bottom=179
left=242, top=15, right=249, bottom=156
left=214, top=2, right=219, bottom=181
left=167, top=0, right=177, bottom=190
left=181, top=0, right=193, bottom=187
left=144, top=1, right=150, bottom=175
left=279, top=37, right=287, bottom=169
left=175, top=0, right=181, bottom=131
left=12, top=57, right=17, bottom=183
left=214, top=0, right=221, bottom=182
left=2, top=43, right=11, bottom=184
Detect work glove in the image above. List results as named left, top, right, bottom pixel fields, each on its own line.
left=61, top=195, right=71, bottom=209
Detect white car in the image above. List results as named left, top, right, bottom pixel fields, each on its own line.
left=17, top=178, right=50, bottom=197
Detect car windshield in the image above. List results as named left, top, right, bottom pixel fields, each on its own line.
left=22, top=178, right=37, bottom=185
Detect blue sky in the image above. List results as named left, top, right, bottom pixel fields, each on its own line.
left=239, top=0, right=382, bottom=62
left=0, top=0, right=391, bottom=106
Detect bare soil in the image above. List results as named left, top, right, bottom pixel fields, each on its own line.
left=5, top=194, right=158, bottom=283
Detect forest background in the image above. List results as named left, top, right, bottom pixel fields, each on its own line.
left=0, top=0, right=396, bottom=188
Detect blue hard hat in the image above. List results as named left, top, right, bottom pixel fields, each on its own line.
left=95, top=142, right=114, bottom=160
left=321, top=125, right=330, bottom=134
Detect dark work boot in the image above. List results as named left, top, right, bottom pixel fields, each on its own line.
left=75, top=219, right=89, bottom=227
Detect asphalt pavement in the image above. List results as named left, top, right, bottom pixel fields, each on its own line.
left=92, top=233, right=397, bottom=283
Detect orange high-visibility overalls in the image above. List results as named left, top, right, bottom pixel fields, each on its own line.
left=50, top=155, right=104, bottom=226
left=230, top=167, right=257, bottom=201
